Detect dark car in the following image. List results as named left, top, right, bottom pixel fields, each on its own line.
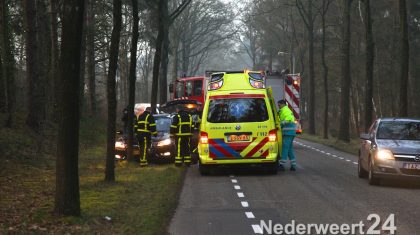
left=358, top=118, right=420, bottom=185
left=148, top=114, right=175, bottom=163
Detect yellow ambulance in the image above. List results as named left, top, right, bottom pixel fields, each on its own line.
left=198, top=70, right=281, bottom=175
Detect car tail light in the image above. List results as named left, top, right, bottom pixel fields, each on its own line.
left=200, top=131, right=209, bottom=144
left=268, top=129, right=277, bottom=142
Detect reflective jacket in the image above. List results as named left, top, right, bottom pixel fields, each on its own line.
left=135, top=111, right=157, bottom=137
left=278, top=106, right=296, bottom=136
left=171, top=111, right=194, bottom=137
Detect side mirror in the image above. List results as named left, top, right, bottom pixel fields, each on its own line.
left=169, top=84, right=174, bottom=93
left=360, top=133, right=370, bottom=140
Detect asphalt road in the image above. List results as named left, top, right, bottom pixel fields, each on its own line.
left=168, top=138, right=420, bottom=235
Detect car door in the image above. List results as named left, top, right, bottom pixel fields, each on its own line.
left=361, top=121, right=378, bottom=170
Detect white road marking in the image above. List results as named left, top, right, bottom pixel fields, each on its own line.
left=321, top=151, right=325, bottom=153
left=353, top=162, right=358, bottom=165
left=252, top=224, right=263, bottom=234
left=234, top=185, right=241, bottom=190
left=241, top=201, right=249, bottom=207
left=326, top=153, right=331, bottom=155
left=231, top=179, right=237, bottom=183
left=245, top=212, right=255, bottom=219
left=237, top=192, right=245, bottom=198
left=346, top=159, right=351, bottom=162
left=229, top=175, right=234, bottom=178
left=339, top=157, right=344, bottom=160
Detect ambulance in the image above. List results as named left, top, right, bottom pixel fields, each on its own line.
left=198, top=71, right=281, bottom=175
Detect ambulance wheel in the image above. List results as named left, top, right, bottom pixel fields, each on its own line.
left=199, top=161, right=211, bottom=175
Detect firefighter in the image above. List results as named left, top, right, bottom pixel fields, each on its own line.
left=135, top=106, right=157, bottom=166
left=171, top=105, right=194, bottom=167
left=277, top=100, right=297, bottom=171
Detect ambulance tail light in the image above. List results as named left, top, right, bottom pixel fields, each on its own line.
left=200, top=131, right=209, bottom=144
left=268, top=129, right=277, bottom=142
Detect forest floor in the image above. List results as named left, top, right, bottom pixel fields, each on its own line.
left=0, top=116, right=185, bottom=234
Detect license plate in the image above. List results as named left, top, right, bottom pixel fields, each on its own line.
left=227, top=134, right=251, bottom=142
left=403, top=163, right=420, bottom=170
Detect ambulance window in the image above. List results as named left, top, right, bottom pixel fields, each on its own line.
left=186, top=81, right=193, bottom=96
left=207, top=98, right=269, bottom=123
left=193, top=80, right=203, bottom=96
left=175, top=82, right=184, bottom=98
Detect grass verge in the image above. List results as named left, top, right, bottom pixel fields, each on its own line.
left=0, top=117, right=185, bottom=234
left=297, top=133, right=360, bottom=155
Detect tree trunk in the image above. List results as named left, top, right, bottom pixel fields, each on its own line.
left=105, top=0, right=122, bottom=182
left=159, top=0, right=169, bottom=105
left=338, top=0, right=353, bottom=142
left=24, top=0, right=44, bottom=133
left=398, top=0, right=409, bottom=116
left=0, top=0, right=16, bottom=125
left=307, top=4, right=316, bottom=135
left=0, top=55, right=4, bottom=113
left=79, top=0, right=89, bottom=114
left=127, top=0, right=139, bottom=162
left=54, top=0, right=85, bottom=216
left=321, top=0, right=330, bottom=139
left=86, top=0, right=96, bottom=116
left=364, top=0, right=374, bottom=131
left=50, top=0, right=59, bottom=121
left=151, top=0, right=164, bottom=113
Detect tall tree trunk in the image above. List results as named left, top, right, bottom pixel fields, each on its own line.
left=307, top=9, right=315, bottom=135
left=398, top=0, right=409, bottom=116
left=321, top=0, right=330, bottom=139
left=50, top=0, right=59, bottom=121
left=159, top=0, right=169, bottom=105
left=79, top=0, right=89, bottom=114
left=151, top=0, right=164, bottom=113
left=0, top=55, right=4, bottom=113
left=24, top=0, right=44, bottom=133
left=105, top=0, right=122, bottom=182
left=54, top=0, right=85, bottom=216
left=338, top=0, right=353, bottom=142
left=1, top=0, right=16, bottom=126
left=86, top=0, right=96, bottom=116
left=127, top=0, right=139, bottom=162
left=364, top=0, right=374, bottom=131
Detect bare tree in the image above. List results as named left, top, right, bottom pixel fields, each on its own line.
left=363, top=0, right=374, bottom=131
left=399, top=0, right=409, bottom=116
left=0, top=0, right=16, bottom=126
left=105, top=0, right=122, bottom=182
left=127, top=0, right=139, bottom=161
left=319, top=0, right=332, bottom=139
left=296, top=0, right=317, bottom=135
left=54, top=0, right=85, bottom=216
left=338, top=0, right=353, bottom=142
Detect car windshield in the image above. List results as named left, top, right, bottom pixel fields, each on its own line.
left=207, top=98, right=269, bottom=123
left=376, top=121, right=420, bottom=140
left=155, top=116, right=171, bottom=133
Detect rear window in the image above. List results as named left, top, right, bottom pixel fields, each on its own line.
left=377, top=121, right=420, bottom=140
left=207, top=98, right=269, bottom=123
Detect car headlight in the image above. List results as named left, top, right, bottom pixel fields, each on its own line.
left=376, top=149, right=395, bottom=160
left=157, top=138, right=171, bottom=146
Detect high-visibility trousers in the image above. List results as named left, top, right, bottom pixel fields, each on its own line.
left=279, top=135, right=296, bottom=167
left=137, top=135, right=151, bottom=166
left=174, top=136, right=191, bottom=165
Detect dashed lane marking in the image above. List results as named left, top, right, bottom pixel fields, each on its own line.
left=234, top=185, right=241, bottom=190
left=252, top=224, right=263, bottom=234
left=245, top=212, right=255, bottom=219
left=237, top=192, right=245, bottom=198
left=241, top=201, right=249, bottom=207
left=231, top=179, right=237, bottom=183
